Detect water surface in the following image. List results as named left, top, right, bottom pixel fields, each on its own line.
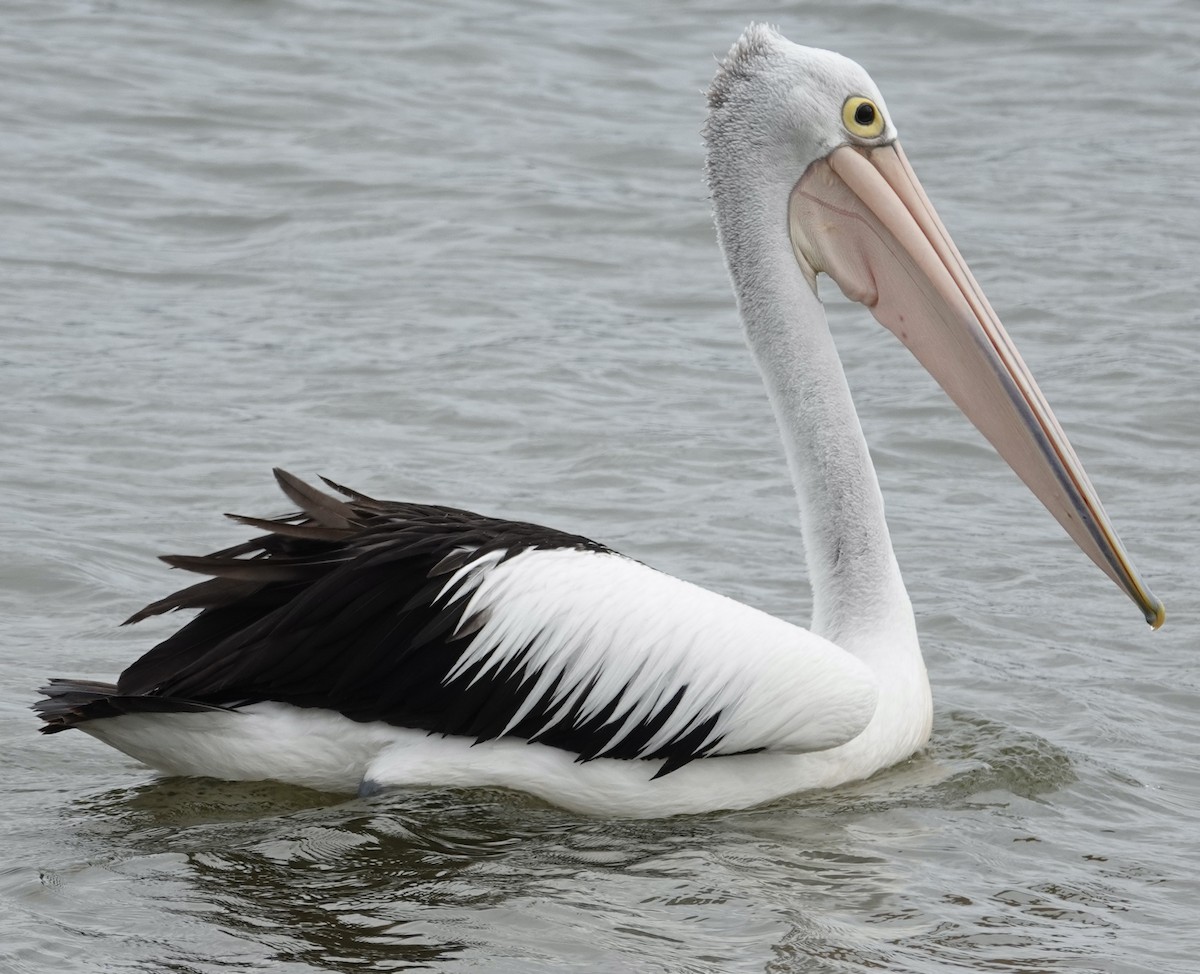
left=2, top=0, right=1198, bottom=971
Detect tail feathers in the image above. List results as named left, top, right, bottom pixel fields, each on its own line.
left=34, top=678, right=233, bottom=734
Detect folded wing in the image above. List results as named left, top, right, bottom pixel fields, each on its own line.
left=48, top=471, right=879, bottom=776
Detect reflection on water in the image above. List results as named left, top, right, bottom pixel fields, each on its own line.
left=26, top=714, right=1098, bottom=972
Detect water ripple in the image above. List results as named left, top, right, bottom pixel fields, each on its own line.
left=2, top=0, right=1198, bottom=971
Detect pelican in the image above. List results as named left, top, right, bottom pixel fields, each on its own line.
left=36, top=25, right=1162, bottom=817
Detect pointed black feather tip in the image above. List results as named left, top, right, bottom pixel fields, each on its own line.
left=319, top=474, right=384, bottom=507
left=33, top=678, right=235, bottom=733
left=158, top=553, right=310, bottom=582
left=224, top=512, right=349, bottom=542
left=122, top=576, right=255, bottom=625
left=651, top=755, right=695, bottom=779
left=272, top=468, right=357, bottom=529
left=429, top=547, right=478, bottom=577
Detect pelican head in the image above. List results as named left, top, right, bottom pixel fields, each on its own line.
left=705, top=25, right=1163, bottom=627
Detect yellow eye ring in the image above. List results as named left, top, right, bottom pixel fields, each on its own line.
left=842, top=96, right=884, bottom=139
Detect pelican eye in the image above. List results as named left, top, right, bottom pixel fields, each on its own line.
left=842, top=96, right=885, bottom=139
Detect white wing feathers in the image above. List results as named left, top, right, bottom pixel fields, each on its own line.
left=439, top=547, right=878, bottom=759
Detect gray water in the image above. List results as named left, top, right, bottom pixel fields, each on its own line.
left=2, top=0, right=1198, bottom=971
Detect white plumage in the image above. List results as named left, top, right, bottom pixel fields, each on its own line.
left=442, top=548, right=879, bottom=757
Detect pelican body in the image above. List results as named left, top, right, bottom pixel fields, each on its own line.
left=35, top=26, right=1162, bottom=817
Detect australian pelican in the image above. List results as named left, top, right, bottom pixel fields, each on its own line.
left=36, top=25, right=1163, bottom=817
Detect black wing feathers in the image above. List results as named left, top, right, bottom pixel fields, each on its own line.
left=34, top=678, right=235, bottom=731
left=36, top=470, right=732, bottom=773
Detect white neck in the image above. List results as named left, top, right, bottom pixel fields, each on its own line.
left=712, top=176, right=914, bottom=651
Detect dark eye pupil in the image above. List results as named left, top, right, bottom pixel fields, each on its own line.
left=854, top=102, right=876, bottom=126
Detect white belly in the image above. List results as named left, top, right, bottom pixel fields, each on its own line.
left=79, top=693, right=931, bottom=817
